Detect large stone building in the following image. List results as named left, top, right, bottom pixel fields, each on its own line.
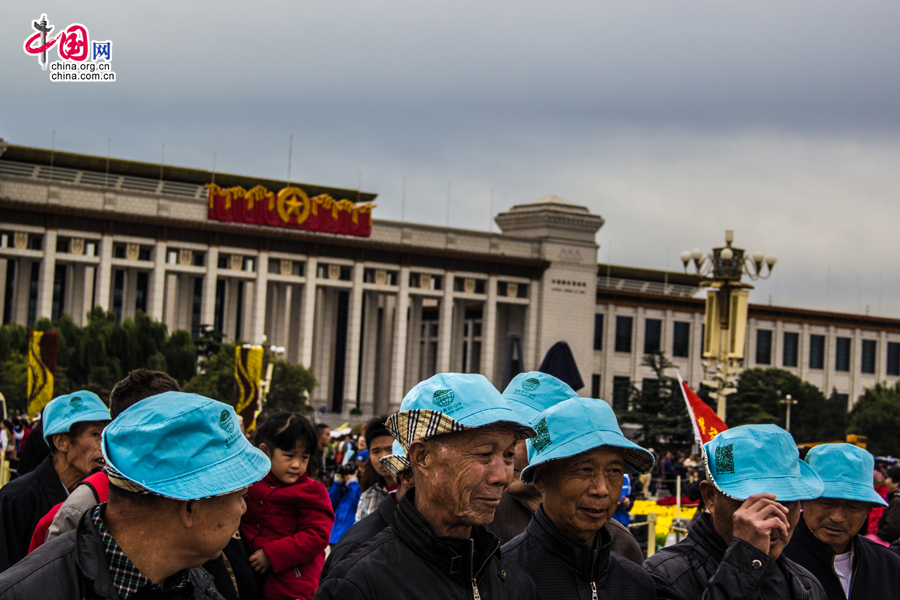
left=2, top=140, right=899, bottom=413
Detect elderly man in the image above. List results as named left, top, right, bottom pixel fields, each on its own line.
left=315, top=373, right=539, bottom=600
left=783, top=443, right=900, bottom=600
left=321, top=440, right=414, bottom=579
left=493, top=372, right=644, bottom=564
left=502, top=396, right=657, bottom=599
left=644, top=424, right=827, bottom=600
left=0, top=391, right=110, bottom=572
left=0, top=392, right=270, bottom=599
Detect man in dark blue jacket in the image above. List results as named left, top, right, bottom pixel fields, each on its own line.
left=783, top=443, right=900, bottom=600
left=502, top=396, right=657, bottom=599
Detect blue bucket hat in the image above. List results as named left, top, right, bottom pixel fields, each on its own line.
left=705, top=424, right=824, bottom=502
left=805, top=443, right=887, bottom=506
left=380, top=439, right=411, bottom=480
left=385, top=373, right=535, bottom=451
left=502, top=371, right=580, bottom=424
left=102, top=392, right=270, bottom=500
left=520, top=397, right=655, bottom=484
left=43, top=391, right=111, bottom=443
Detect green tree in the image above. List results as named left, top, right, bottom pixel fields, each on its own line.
left=727, top=368, right=844, bottom=444
left=265, top=360, right=317, bottom=413
left=163, top=330, right=199, bottom=385
left=848, top=382, right=900, bottom=457
left=619, top=352, right=693, bottom=452
left=183, top=343, right=237, bottom=403
left=0, top=351, right=28, bottom=413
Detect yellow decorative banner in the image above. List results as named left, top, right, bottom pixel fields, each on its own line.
left=234, top=345, right=264, bottom=432
left=27, top=331, right=59, bottom=418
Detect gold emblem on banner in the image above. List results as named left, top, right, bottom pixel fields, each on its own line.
left=276, top=187, right=311, bottom=225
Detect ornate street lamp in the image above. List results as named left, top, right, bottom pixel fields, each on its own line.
left=681, top=230, right=776, bottom=420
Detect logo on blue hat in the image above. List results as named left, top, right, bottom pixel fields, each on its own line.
left=70, top=397, right=83, bottom=409
left=433, top=389, right=455, bottom=408
left=531, top=418, right=552, bottom=454
left=522, top=378, right=540, bottom=392
left=716, top=444, right=735, bottom=474
left=219, top=410, right=235, bottom=434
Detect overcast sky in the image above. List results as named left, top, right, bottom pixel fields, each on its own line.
left=3, top=1, right=898, bottom=317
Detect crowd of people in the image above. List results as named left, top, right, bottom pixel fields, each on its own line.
left=0, top=367, right=898, bottom=599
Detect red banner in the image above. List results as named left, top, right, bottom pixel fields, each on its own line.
left=207, top=184, right=375, bottom=238
left=677, top=372, right=728, bottom=446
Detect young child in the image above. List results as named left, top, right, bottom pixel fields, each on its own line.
left=241, top=413, right=335, bottom=600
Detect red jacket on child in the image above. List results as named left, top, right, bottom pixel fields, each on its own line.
left=240, top=472, right=334, bottom=600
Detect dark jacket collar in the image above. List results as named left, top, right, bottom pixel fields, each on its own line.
left=392, top=489, right=501, bottom=585
left=527, top=505, right=611, bottom=583
left=36, top=455, right=68, bottom=501
left=74, top=508, right=118, bottom=600
left=376, top=491, right=398, bottom=526
left=689, top=511, right=729, bottom=559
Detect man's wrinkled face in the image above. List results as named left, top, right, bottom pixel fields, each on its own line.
left=802, top=497, right=869, bottom=554
left=534, top=446, right=624, bottom=546
left=368, top=435, right=394, bottom=479
left=419, top=425, right=516, bottom=529
left=506, top=439, right=530, bottom=496
left=59, top=421, right=108, bottom=476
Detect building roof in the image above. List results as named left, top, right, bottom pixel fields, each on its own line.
left=0, top=144, right=377, bottom=204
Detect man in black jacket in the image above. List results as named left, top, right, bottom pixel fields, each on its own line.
left=644, top=424, right=827, bottom=600
left=783, top=443, right=900, bottom=600
left=315, top=373, right=539, bottom=600
left=502, top=396, right=657, bottom=599
left=0, top=392, right=270, bottom=600
left=0, top=391, right=110, bottom=572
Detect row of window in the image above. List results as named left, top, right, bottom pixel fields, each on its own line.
left=593, top=314, right=691, bottom=358
left=755, top=329, right=899, bottom=375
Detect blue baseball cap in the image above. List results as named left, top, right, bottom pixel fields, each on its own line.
left=356, top=450, right=370, bottom=463
left=805, top=443, right=887, bottom=506
left=386, top=373, right=535, bottom=451
left=43, top=391, right=111, bottom=443
left=502, top=371, right=580, bottom=424
left=520, top=397, right=655, bottom=484
left=705, top=424, right=824, bottom=502
left=102, top=392, right=270, bottom=500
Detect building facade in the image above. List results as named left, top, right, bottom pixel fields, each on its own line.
left=2, top=141, right=898, bottom=413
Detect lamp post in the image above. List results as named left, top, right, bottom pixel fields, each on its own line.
left=682, top=230, right=777, bottom=420
left=780, top=394, right=798, bottom=434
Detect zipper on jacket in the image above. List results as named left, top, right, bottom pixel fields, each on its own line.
left=471, top=578, right=481, bottom=600
left=591, top=581, right=598, bottom=600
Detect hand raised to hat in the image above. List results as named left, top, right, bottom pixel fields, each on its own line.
left=731, top=494, right=790, bottom=556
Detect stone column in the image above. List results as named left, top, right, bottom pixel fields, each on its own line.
left=147, top=241, right=167, bottom=322
left=480, top=274, right=498, bottom=384
left=343, top=262, right=365, bottom=410
left=164, top=273, right=179, bottom=331
left=281, top=284, right=293, bottom=350
left=359, top=292, right=379, bottom=415
left=437, top=272, right=454, bottom=373
left=82, top=265, right=95, bottom=322
left=251, top=252, right=269, bottom=344
left=389, top=266, right=411, bottom=409
left=36, top=229, right=57, bottom=320
left=299, top=257, right=318, bottom=367
left=0, top=259, right=7, bottom=324
left=95, top=234, right=113, bottom=310
left=201, top=246, right=219, bottom=327
left=525, top=279, right=540, bottom=370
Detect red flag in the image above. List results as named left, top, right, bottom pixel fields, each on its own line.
left=677, top=371, right=728, bottom=447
